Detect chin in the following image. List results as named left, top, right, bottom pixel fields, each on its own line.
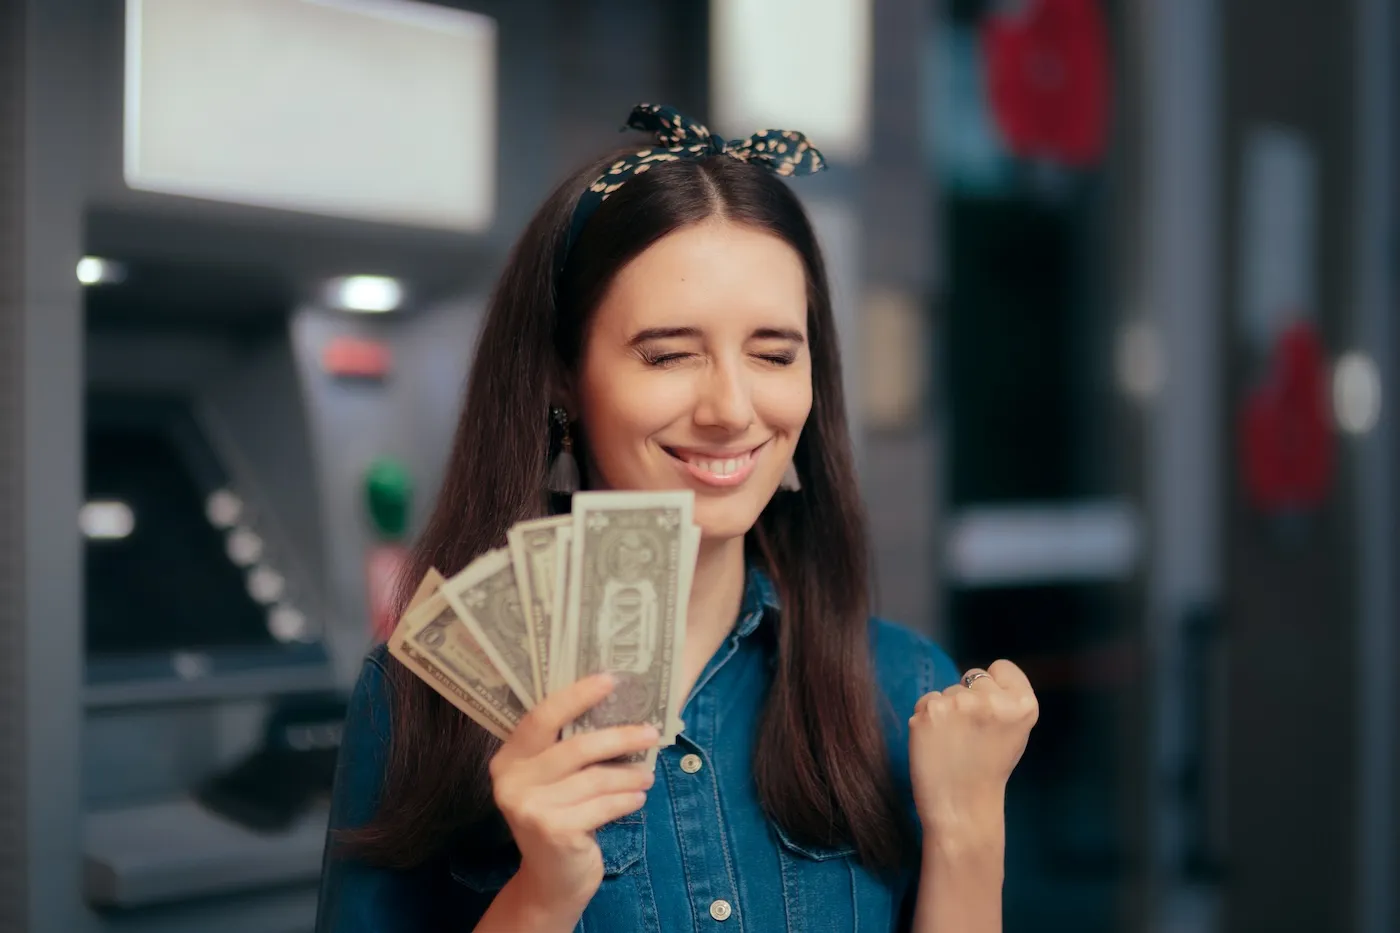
left=693, top=498, right=767, bottom=544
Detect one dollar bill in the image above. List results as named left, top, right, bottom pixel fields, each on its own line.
left=388, top=573, right=526, bottom=739
left=440, top=548, right=539, bottom=709
left=562, top=491, right=691, bottom=763
left=507, top=515, right=571, bottom=701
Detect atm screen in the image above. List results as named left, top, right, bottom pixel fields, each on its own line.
left=84, top=393, right=318, bottom=679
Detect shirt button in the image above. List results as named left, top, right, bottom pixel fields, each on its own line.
left=709, top=899, right=732, bottom=921
left=680, top=753, right=703, bottom=774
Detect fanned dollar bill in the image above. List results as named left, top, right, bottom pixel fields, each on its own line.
left=507, top=515, right=571, bottom=701
left=387, top=491, right=699, bottom=773
left=441, top=548, right=538, bottom=709
left=387, top=579, right=526, bottom=739
left=660, top=523, right=701, bottom=745
left=548, top=524, right=573, bottom=696
left=405, top=566, right=443, bottom=614
left=562, top=491, right=691, bottom=764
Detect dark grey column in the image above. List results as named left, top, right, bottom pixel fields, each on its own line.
left=0, top=1, right=27, bottom=931
left=17, top=1, right=90, bottom=930
left=862, top=0, right=939, bottom=636
left=1138, top=0, right=1223, bottom=929
left=1352, top=2, right=1395, bottom=931
left=1220, top=2, right=1361, bottom=931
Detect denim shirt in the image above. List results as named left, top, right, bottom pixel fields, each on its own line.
left=317, top=569, right=961, bottom=932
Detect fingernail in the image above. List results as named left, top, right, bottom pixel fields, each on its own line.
left=600, top=672, right=617, bottom=690
left=641, top=725, right=660, bottom=742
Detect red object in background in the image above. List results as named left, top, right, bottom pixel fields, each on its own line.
left=366, top=542, right=410, bottom=639
left=1239, top=322, right=1335, bottom=512
left=982, top=0, right=1111, bottom=167
left=322, top=336, right=393, bottom=380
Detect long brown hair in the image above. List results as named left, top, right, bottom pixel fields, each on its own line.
left=345, top=148, right=911, bottom=872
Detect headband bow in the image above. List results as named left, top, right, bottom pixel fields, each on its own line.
left=564, top=103, right=827, bottom=258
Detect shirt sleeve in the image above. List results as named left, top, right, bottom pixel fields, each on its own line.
left=868, top=617, right=963, bottom=925
left=315, top=653, right=475, bottom=933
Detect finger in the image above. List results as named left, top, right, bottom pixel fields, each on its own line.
left=988, top=658, right=1033, bottom=694
left=939, top=682, right=985, bottom=714
left=531, top=724, right=661, bottom=783
left=510, top=674, right=617, bottom=756
left=542, top=763, right=655, bottom=807
left=962, top=667, right=998, bottom=692
left=910, top=691, right=948, bottom=725
left=561, top=791, right=650, bottom=833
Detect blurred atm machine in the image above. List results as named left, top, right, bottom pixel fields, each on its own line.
left=76, top=269, right=477, bottom=932
left=77, top=282, right=343, bottom=928
left=77, top=264, right=482, bottom=933
left=65, top=2, right=501, bottom=930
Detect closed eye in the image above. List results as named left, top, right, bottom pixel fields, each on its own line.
left=755, top=351, right=797, bottom=366
left=638, top=349, right=695, bottom=367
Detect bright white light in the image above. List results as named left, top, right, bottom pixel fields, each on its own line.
left=1333, top=351, right=1382, bottom=435
left=80, top=501, right=136, bottom=540
left=172, top=651, right=212, bottom=681
left=76, top=256, right=126, bottom=286
left=326, top=275, right=403, bottom=313
left=1115, top=319, right=1165, bottom=401
left=76, top=258, right=104, bottom=285
left=267, top=605, right=309, bottom=643
left=226, top=527, right=264, bottom=566
left=711, top=0, right=871, bottom=162
left=125, top=0, right=497, bottom=230
left=206, top=489, right=244, bottom=528
left=247, top=566, right=286, bottom=604
left=946, top=500, right=1142, bottom=587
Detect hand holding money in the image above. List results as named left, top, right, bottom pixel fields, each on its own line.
left=387, top=490, right=700, bottom=771
left=486, top=674, right=660, bottom=917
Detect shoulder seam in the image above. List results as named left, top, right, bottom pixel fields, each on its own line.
left=365, top=648, right=398, bottom=697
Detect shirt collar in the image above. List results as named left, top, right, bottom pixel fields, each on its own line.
left=734, top=564, right=781, bottom=639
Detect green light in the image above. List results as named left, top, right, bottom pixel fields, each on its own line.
left=364, top=458, right=412, bottom=540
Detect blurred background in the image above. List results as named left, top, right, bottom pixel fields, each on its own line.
left=1, top=0, right=1396, bottom=931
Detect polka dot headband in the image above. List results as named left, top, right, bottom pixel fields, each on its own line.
left=563, top=103, right=827, bottom=262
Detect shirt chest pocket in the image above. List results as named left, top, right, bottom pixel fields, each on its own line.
left=449, top=817, right=657, bottom=933
left=773, top=823, right=896, bottom=933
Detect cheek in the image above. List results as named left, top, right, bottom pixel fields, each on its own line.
left=578, top=368, right=685, bottom=452
left=756, top=370, right=814, bottom=434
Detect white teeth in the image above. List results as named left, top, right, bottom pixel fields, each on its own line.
left=686, top=453, right=751, bottom=476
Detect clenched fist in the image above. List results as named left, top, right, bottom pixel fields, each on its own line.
left=908, top=659, right=1038, bottom=832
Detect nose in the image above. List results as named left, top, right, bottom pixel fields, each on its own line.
left=692, top=360, right=754, bottom=433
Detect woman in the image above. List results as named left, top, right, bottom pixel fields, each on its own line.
left=317, top=105, right=1038, bottom=933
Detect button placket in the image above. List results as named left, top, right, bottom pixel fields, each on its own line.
left=667, top=686, right=745, bottom=931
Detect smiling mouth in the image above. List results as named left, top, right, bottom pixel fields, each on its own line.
left=662, top=441, right=768, bottom=484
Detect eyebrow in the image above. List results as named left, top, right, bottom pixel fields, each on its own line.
left=752, top=327, right=806, bottom=343
left=626, top=326, right=806, bottom=346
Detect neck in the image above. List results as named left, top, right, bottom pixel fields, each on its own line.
left=688, top=534, right=747, bottom=639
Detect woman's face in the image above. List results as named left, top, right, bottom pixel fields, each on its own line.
left=576, top=217, right=812, bottom=542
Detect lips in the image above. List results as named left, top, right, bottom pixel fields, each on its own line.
left=663, top=442, right=767, bottom=486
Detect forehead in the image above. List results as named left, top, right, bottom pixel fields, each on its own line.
left=594, top=219, right=808, bottom=334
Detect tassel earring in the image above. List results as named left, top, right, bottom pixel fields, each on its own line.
left=779, top=459, right=802, bottom=492
left=547, top=407, right=580, bottom=493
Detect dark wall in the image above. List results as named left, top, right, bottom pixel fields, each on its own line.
left=1221, top=2, right=1359, bottom=931
left=0, top=2, right=26, bottom=930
